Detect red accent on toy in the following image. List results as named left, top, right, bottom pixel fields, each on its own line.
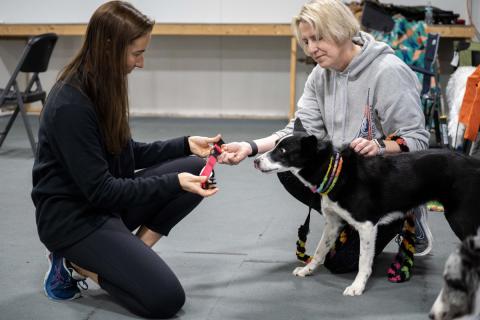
left=199, top=139, right=225, bottom=189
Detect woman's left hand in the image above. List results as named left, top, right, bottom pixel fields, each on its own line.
left=188, top=134, right=222, bottom=157
left=350, top=137, right=379, bottom=157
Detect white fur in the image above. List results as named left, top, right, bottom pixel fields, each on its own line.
left=430, top=288, right=445, bottom=320
left=254, top=152, right=291, bottom=173
left=429, top=267, right=480, bottom=320
left=446, top=66, right=476, bottom=149
left=254, top=135, right=295, bottom=174
left=293, top=196, right=380, bottom=296
left=378, top=211, right=405, bottom=225
left=259, top=146, right=405, bottom=296
left=430, top=232, right=480, bottom=320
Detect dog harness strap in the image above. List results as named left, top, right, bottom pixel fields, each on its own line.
left=324, top=153, right=340, bottom=191
left=315, top=152, right=343, bottom=195
left=315, top=155, right=334, bottom=193
left=322, top=157, right=343, bottom=195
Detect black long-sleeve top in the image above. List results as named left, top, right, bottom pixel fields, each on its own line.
left=32, top=80, right=191, bottom=251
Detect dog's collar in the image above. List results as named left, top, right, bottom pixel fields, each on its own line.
left=311, top=152, right=343, bottom=195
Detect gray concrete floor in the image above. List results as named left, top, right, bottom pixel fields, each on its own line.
left=0, top=115, right=460, bottom=320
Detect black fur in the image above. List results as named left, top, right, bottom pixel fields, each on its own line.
left=268, top=133, right=480, bottom=241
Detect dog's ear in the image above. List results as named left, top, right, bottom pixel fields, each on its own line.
left=301, top=135, right=318, bottom=156
left=293, top=118, right=307, bottom=135
left=460, top=235, right=480, bottom=266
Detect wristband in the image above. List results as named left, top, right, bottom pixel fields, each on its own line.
left=387, top=135, right=409, bottom=152
left=376, top=139, right=385, bottom=148
left=246, top=141, right=258, bottom=157
left=373, top=139, right=385, bottom=156
left=184, top=136, right=192, bottom=155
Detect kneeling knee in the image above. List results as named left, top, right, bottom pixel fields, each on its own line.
left=143, top=286, right=186, bottom=319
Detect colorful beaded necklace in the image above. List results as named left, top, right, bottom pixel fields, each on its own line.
left=311, top=152, right=343, bottom=195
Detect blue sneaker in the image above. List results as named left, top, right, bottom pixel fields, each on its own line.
left=44, top=251, right=86, bottom=300
left=414, top=205, right=433, bottom=256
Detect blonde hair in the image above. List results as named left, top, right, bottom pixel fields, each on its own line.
left=292, top=0, right=359, bottom=50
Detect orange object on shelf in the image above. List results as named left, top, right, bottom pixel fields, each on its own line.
left=459, top=66, right=480, bottom=141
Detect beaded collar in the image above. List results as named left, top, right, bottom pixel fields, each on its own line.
left=311, top=152, right=343, bottom=195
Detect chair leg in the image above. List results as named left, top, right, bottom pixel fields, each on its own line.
left=463, top=140, right=472, bottom=154
left=17, top=100, right=37, bottom=154
left=0, top=107, right=20, bottom=148
left=433, top=108, right=441, bottom=146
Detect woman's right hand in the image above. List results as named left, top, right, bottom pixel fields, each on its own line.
left=178, top=173, right=218, bottom=197
left=217, top=142, right=252, bottom=165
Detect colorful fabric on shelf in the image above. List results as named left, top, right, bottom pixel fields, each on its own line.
left=371, top=15, right=430, bottom=85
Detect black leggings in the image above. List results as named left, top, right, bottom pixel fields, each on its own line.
left=58, top=156, right=205, bottom=319
left=277, top=171, right=403, bottom=274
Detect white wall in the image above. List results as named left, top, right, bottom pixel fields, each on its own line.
left=0, top=36, right=309, bottom=118
left=0, top=0, right=305, bottom=24
left=1, top=0, right=474, bottom=26
left=0, top=0, right=478, bottom=118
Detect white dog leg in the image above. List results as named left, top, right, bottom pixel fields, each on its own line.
left=293, top=212, right=343, bottom=277
left=343, top=222, right=377, bottom=296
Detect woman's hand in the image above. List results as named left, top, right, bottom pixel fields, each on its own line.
left=217, top=142, right=252, bottom=165
left=178, top=172, right=218, bottom=197
left=350, top=137, right=379, bottom=157
left=188, top=134, right=222, bottom=158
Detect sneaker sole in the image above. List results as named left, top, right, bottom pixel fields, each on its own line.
left=414, top=209, right=434, bottom=257
left=43, top=250, right=81, bottom=301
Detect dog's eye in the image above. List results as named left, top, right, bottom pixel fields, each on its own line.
left=280, top=148, right=286, bottom=154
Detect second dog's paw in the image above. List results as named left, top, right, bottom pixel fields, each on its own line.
left=342, top=283, right=365, bottom=296
left=293, top=266, right=313, bottom=277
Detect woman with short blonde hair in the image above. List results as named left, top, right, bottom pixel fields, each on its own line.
left=220, top=0, right=432, bottom=277
left=292, top=0, right=360, bottom=48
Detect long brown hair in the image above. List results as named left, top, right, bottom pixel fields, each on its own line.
left=59, top=1, right=154, bottom=154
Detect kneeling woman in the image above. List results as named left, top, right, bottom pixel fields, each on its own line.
left=32, top=1, right=219, bottom=318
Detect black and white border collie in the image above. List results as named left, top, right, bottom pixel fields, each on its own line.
left=430, top=231, right=480, bottom=320
left=254, top=119, right=480, bottom=296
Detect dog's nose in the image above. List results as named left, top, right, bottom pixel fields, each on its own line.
left=428, top=311, right=446, bottom=320
left=253, top=158, right=260, bottom=168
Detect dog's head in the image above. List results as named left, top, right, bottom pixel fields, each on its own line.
left=254, top=118, right=332, bottom=174
left=430, top=232, right=480, bottom=320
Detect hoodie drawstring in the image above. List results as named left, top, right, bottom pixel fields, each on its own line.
left=331, top=71, right=350, bottom=146
left=331, top=73, right=337, bottom=140
left=341, top=71, right=350, bottom=142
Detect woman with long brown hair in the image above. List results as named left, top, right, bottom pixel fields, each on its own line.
left=32, top=1, right=219, bottom=318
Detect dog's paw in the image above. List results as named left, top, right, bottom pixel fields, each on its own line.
left=292, top=266, right=313, bottom=277
left=342, top=283, right=365, bottom=296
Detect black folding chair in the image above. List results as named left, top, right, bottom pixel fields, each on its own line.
left=0, top=33, right=58, bottom=154
left=410, top=33, right=448, bottom=148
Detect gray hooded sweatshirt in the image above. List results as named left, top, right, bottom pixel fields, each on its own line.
left=276, top=31, right=430, bottom=151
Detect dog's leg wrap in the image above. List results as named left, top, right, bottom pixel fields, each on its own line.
left=293, top=211, right=342, bottom=277
left=387, top=212, right=415, bottom=283
left=296, top=211, right=312, bottom=264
